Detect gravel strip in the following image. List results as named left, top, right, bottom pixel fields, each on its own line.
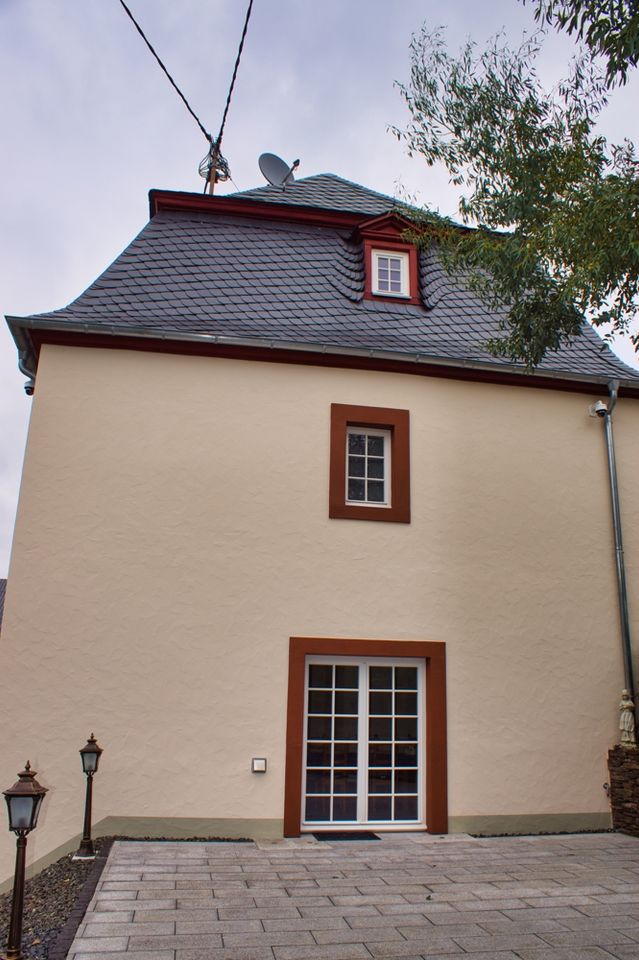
left=0, top=835, right=250, bottom=959
left=0, top=837, right=113, bottom=960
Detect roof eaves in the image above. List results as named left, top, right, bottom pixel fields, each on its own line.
left=7, top=314, right=639, bottom=396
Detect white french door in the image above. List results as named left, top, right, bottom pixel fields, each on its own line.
left=302, top=656, right=425, bottom=828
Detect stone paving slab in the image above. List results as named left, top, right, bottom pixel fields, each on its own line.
left=67, top=832, right=639, bottom=959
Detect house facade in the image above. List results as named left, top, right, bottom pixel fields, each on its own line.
left=2, top=174, right=639, bottom=882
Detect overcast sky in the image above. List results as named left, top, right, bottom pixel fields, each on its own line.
left=1, top=0, right=638, bottom=575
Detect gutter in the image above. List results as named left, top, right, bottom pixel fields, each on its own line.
left=6, top=314, right=639, bottom=396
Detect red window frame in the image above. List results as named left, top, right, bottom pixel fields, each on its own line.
left=329, top=403, right=410, bottom=523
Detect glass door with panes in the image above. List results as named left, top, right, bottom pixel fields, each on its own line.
left=302, top=657, right=425, bottom=828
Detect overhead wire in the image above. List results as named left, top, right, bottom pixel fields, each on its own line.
left=213, top=0, right=254, bottom=156
left=115, top=0, right=256, bottom=192
left=203, top=0, right=255, bottom=191
left=116, top=0, right=213, bottom=143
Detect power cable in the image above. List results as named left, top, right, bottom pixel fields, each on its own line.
left=202, top=0, right=255, bottom=192
left=214, top=0, right=254, bottom=156
left=115, top=0, right=256, bottom=190
left=116, top=0, right=213, bottom=143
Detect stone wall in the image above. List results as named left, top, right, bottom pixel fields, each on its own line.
left=608, top=746, right=639, bottom=836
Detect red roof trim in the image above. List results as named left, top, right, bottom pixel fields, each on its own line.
left=148, top=189, right=369, bottom=230
left=357, top=212, right=414, bottom=238
left=27, top=328, right=637, bottom=398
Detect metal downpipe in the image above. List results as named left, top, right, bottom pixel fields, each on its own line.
left=602, top=380, right=636, bottom=709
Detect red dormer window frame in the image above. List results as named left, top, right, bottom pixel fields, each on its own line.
left=357, top=213, right=421, bottom=307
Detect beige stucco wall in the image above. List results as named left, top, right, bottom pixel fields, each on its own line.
left=1, top=343, right=637, bottom=880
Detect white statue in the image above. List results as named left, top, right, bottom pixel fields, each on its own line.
left=619, top=689, right=637, bottom=748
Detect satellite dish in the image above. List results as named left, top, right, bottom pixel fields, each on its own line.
left=259, top=153, right=300, bottom=189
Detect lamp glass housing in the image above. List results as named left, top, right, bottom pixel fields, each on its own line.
left=3, top=763, right=48, bottom=835
left=80, top=735, right=103, bottom=775
left=6, top=795, right=38, bottom=833
left=81, top=751, right=99, bottom=774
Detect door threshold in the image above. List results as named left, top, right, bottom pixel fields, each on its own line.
left=313, top=831, right=380, bottom=841
left=303, top=824, right=427, bottom=834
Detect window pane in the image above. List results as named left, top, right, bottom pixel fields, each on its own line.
left=369, top=743, right=392, bottom=767
left=335, top=690, right=358, bottom=715
left=370, top=666, right=392, bottom=689
left=395, top=744, right=418, bottom=767
left=305, top=796, right=330, bottom=821
left=309, top=665, right=332, bottom=688
left=367, top=480, right=384, bottom=502
left=335, top=665, right=359, bottom=688
left=334, top=742, right=357, bottom=766
left=333, top=796, right=357, bottom=821
left=395, top=667, right=417, bottom=690
left=369, top=691, right=392, bottom=715
left=389, top=258, right=401, bottom=270
left=308, top=716, right=331, bottom=740
left=333, top=770, right=357, bottom=793
left=394, top=796, right=418, bottom=821
left=394, top=768, right=418, bottom=793
left=334, top=716, right=358, bottom=740
left=369, top=717, right=392, bottom=741
left=348, top=478, right=365, bottom=501
left=368, top=770, right=392, bottom=794
left=348, top=433, right=365, bottom=455
left=368, top=795, right=392, bottom=821
left=395, top=717, right=417, bottom=741
left=367, top=436, right=384, bottom=456
left=307, top=742, right=331, bottom=766
left=306, top=770, right=331, bottom=794
left=348, top=455, right=365, bottom=477
left=390, top=280, right=402, bottom=292
left=368, top=458, right=384, bottom=479
left=308, top=690, right=332, bottom=714
left=395, top=692, right=417, bottom=715
left=378, top=257, right=389, bottom=269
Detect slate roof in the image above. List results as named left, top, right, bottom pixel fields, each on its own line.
left=7, top=173, right=639, bottom=386
left=231, top=173, right=399, bottom=216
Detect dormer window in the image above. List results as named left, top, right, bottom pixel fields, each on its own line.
left=356, top=212, right=422, bottom=307
left=372, top=250, right=409, bottom=298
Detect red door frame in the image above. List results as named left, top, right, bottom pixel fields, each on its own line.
left=283, top=637, right=448, bottom=836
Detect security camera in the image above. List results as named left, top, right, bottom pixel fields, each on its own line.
left=588, top=400, right=608, bottom=418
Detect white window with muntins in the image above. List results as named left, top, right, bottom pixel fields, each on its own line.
left=372, top=250, right=409, bottom=298
left=302, top=657, right=425, bottom=828
left=346, top=427, right=390, bottom=506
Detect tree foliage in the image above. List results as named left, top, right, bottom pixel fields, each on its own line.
left=531, top=0, right=639, bottom=85
left=395, top=28, right=639, bottom=367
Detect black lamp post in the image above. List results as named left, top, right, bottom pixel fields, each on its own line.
left=3, top=762, right=48, bottom=960
left=76, top=734, right=103, bottom=859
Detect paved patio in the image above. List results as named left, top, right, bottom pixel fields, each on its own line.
left=67, top=831, right=639, bottom=960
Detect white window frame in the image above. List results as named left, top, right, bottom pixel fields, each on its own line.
left=301, top=655, right=426, bottom=830
left=345, top=426, right=391, bottom=508
left=372, top=249, right=410, bottom=298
